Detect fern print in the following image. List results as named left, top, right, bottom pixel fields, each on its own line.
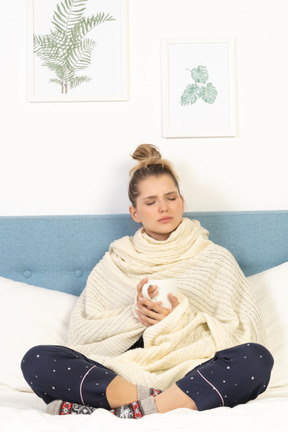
left=181, top=66, right=217, bottom=106
left=33, top=0, right=115, bottom=94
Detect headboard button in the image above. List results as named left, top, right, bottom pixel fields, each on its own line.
left=75, top=270, right=83, bottom=278
left=23, top=270, right=32, bottom=278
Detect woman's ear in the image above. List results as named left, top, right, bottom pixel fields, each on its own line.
left=180, top=194, right=185, bottom=212
left=129, top=205, right=141, bottom=223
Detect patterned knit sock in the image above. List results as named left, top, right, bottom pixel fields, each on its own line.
left=137, top=384, right=162, bottom=399
left=112, top=396, right=158, bottom=419
left=46, top=389, right=161, bottom=417
left=46, top=400, right=96, bottom=415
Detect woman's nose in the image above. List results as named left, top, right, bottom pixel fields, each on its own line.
left=159, top=201, right=168, bottom=212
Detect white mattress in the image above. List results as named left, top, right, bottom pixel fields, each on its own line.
left=1, top=386, right=287, bottom=432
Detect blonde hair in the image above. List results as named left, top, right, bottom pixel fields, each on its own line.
left=128, top=144, right=180, bottom=207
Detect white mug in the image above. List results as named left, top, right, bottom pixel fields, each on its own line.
left=142, top=279, right=178, bottom=309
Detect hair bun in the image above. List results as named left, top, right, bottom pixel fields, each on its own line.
left=128, top=144, right=180, bottom=206
left=131, top=144, right=162, bottom=164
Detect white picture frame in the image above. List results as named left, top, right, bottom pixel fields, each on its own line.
left=161, top=37, right=237, bottom=138
left=27, top=0, right=128, bottom=102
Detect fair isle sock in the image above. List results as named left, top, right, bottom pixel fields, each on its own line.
left=141, top=396, right=158, bottom=415
left=46, top=400, right=96, bottom=415
left=151, top=388, right=162, bottom=397
left=137, top=384, right=150, bottom=400
left=46, top=400, right=63, bottom=415
left=112, top=396, right=158, bottom=419
left=137, top=384, right=162, bottom=400
left=46, top=390, right=162, bottom=417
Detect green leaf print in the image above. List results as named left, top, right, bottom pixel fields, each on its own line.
left=180, top=84, right=203, bottom=105
left=201, top=83, right=217, bottom=104
left=181, top=65, right=217, bottom=106
left=190, top=66, right=208, bottom=84
left=33, top=0, right=115, bottom=94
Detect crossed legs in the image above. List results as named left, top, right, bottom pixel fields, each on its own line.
left=106, top=377, right=197, bottom=412
left=21, top=343, right=273, bottom=415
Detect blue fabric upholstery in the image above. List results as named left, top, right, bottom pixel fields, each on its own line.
left=0, top=211, right=287, bottom=296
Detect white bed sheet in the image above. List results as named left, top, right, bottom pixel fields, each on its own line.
left=0, top=386, right=287, bottom=432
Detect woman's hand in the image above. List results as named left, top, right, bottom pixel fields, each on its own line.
left=135, top=277, right=179, bottom=327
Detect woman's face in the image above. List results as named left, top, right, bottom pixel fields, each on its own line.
left=129, top=174, right=184, bottom=241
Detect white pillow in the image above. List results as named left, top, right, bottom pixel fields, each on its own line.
left=248, top=262, right=288, bottom=389
left=0, top=277, right=77, bottom=391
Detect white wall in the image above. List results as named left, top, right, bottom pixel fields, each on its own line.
left=1, top=0, right=288, bottom=216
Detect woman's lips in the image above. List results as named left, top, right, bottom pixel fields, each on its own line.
left=158, top=217, right=172, bottom=223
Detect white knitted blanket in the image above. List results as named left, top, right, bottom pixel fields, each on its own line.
left=68, top=218, right=264, bottom=390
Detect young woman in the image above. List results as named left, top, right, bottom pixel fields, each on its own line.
left=21, top=144, right=273, bottom=418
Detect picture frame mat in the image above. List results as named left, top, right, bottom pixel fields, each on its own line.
left=161, top=37, right=237, bottom=138
left=27, top=0, right=128, bottom=102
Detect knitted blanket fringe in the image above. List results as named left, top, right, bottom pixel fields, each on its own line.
left=68, top=218, right=264, bottom=390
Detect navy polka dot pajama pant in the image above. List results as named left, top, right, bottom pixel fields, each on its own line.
left=176, top=343, right=273, bottom=410
left=21, top=343, right=273, bottom=411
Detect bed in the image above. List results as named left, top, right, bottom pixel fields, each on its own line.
left=0, top=211, right=287, bottom=432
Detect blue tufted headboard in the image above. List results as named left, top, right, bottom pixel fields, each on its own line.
left=0, top=211, right=287, bottom=296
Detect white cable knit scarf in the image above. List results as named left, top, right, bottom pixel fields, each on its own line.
left=68, top=218, right=264, bottom=390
